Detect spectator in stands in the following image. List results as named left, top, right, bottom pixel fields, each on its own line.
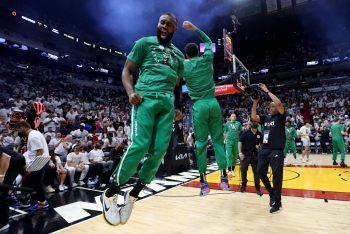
left=45, top=149, right=68, bottom=192
left=71, top=123, right=88, bottom=141
left=65, top=144, right=89, bottom=186
left=43, top=111, right=58, bottom=133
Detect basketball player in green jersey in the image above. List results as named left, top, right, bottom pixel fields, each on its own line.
left=101, top=12, right=185, bottom=226
left=224, top=113, right=243, bottom=177
left=183, top=21, right=230, bottom=196
left=283, top=120, right=298, bottom=165
left=330, top=117, right=348, bottom=167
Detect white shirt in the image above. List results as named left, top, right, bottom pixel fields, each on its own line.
left=107, top=126, right=116, bottom=133
left=43, top=117, right=58, bottom=132
left=25, top=130, right=50, bottom=165
left=103, top=138, right=117, bottom=147
left=65, top=152, right=83, bottom=166
left=80, top=152, right=90, bottom=164
left=88, top=149, right=104, bottom=162
left=71, top=129, right=89, bottom=141
left=300, top=126, right=311, bottom=140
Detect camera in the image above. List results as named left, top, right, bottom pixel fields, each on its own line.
left=241, top=83, right=260, bottom=100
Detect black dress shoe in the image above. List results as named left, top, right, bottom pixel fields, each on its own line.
left=240, top=186, right=246, bottom=193
left=256, top=189, right=263, bottom=196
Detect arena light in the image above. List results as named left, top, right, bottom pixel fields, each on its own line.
left=77, top=64, right=83, bottom=68
left=19, top=45, right=28, bottom=51
left=47, top=53, right=59, bottom=60
left=306, top=61, right=318, bottom=66
left=97, top=68, right=108, bottom=74
left=76, top=38, right=79, bottom=43
left=52, top=28, right=59, bottom=34
left=84, top=42, right=91, bottom=46
left=0, top=38, right=6, bottom=44
left=64, top=33, right=75, bottom=40
left=12, top=11, right=17, bottom=17
left=21, top=16, right=36, bottom=24
left=99, top=46, right=107, bottom=51
left=114, top=50, right=123, bottom=55
left=259, top=68, right=269, bottom=74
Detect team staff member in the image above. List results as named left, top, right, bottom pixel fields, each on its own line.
left=0, top=147, right=26, bottom=232
left=330, top=117, right=348, bottom=167
left=102, top=12, right=184, bottom=226
left=182, top=20, right=229, bottom=196
left=224, top=113, right=243, bottom=177
left=238, top=121, right=263, bottom=196
left=283, top=120, right=298, bottom=165
left=251, top=83, right=286, bottom=214
left=15, top=121, right=50, bottom=211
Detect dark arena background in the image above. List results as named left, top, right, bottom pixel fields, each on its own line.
left=0, top=0, right=349, bottom=233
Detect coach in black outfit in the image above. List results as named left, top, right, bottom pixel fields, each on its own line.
left=0, top=146, right=26, bottom=231
left=238, top=121, right=263, bottom=196
left=251, top=83, right=286, bottom=214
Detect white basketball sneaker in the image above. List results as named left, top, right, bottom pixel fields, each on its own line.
left=120, top=190, right=137, bottom=224
left=101, top=190, right=121, bottom=226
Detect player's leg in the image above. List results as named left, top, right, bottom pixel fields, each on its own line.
left=332, top=140, right=339, bottom=165
left=102, top=98, right=155, bottom=226
left=208, top=99, right=229, bottom=190
left=192, top=100, right=210, bottom=196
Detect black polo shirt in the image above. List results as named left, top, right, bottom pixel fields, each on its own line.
left=239, top=129, right=263, bottom=156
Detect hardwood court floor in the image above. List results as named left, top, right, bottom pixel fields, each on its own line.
left=57, top=187, right=350, bottom=234
left=56, top=154, right=350, bottom=234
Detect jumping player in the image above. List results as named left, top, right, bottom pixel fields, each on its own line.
left=182, top=21, right=230, bottom=196
left=101, top=12, right=184, bottom=226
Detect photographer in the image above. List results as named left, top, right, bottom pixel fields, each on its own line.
left=250, top=83, right=286, bottom=214
left=0, top=147, right=26, bottom=232
left=238, top=121, right=263, bottom=196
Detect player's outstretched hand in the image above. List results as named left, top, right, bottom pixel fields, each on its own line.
left=183, top=21, right=197, bottom=31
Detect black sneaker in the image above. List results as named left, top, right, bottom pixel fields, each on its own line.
left=256, top=189, right=263, bottom=196
left=340, top=161, right=347, bottom=167
left=269, top=194, right=275, bottom=207
left=240, top=186, right=246, bottom=193
left=333, top=160, right=338, bottom=166
left=270, top=204, right=282, bottom=214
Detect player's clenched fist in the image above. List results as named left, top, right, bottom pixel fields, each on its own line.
left=129, top=92, right=143, bottom=106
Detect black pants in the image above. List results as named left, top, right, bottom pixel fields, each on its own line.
left=257, top=148, right=284, bottom=206
left=0, top=154, right=25, bottom=227
left=86, top=163, right=103, bottom=179
left=320, top=139, right=327, bottom=153
left=23, top=168, right=46, bottom=202
left=44, top=166, right=57, bottom=186
left=240, top=155, right=260, bottom=190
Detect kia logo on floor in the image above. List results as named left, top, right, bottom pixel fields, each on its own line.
left=175, top=153, right=188, bottom=160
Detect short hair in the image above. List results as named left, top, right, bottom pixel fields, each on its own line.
left=185, top=43, right=199, bottom=58
left=15, top=121, right=32, bottom=129
left=335, top=117, right=340, bottom=122
left=162, top=12, right=178, bottom=25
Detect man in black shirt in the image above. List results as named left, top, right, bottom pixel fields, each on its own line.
left=251, top=83, right=286, bottom=214
left=238, top=121, right=263, bottom=196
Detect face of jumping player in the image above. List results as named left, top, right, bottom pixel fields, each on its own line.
left=230, top=114, right=236, bottom=122
left=269, top=102, right=278, bottom=116
left=157, top=14, right=177, bottom=45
